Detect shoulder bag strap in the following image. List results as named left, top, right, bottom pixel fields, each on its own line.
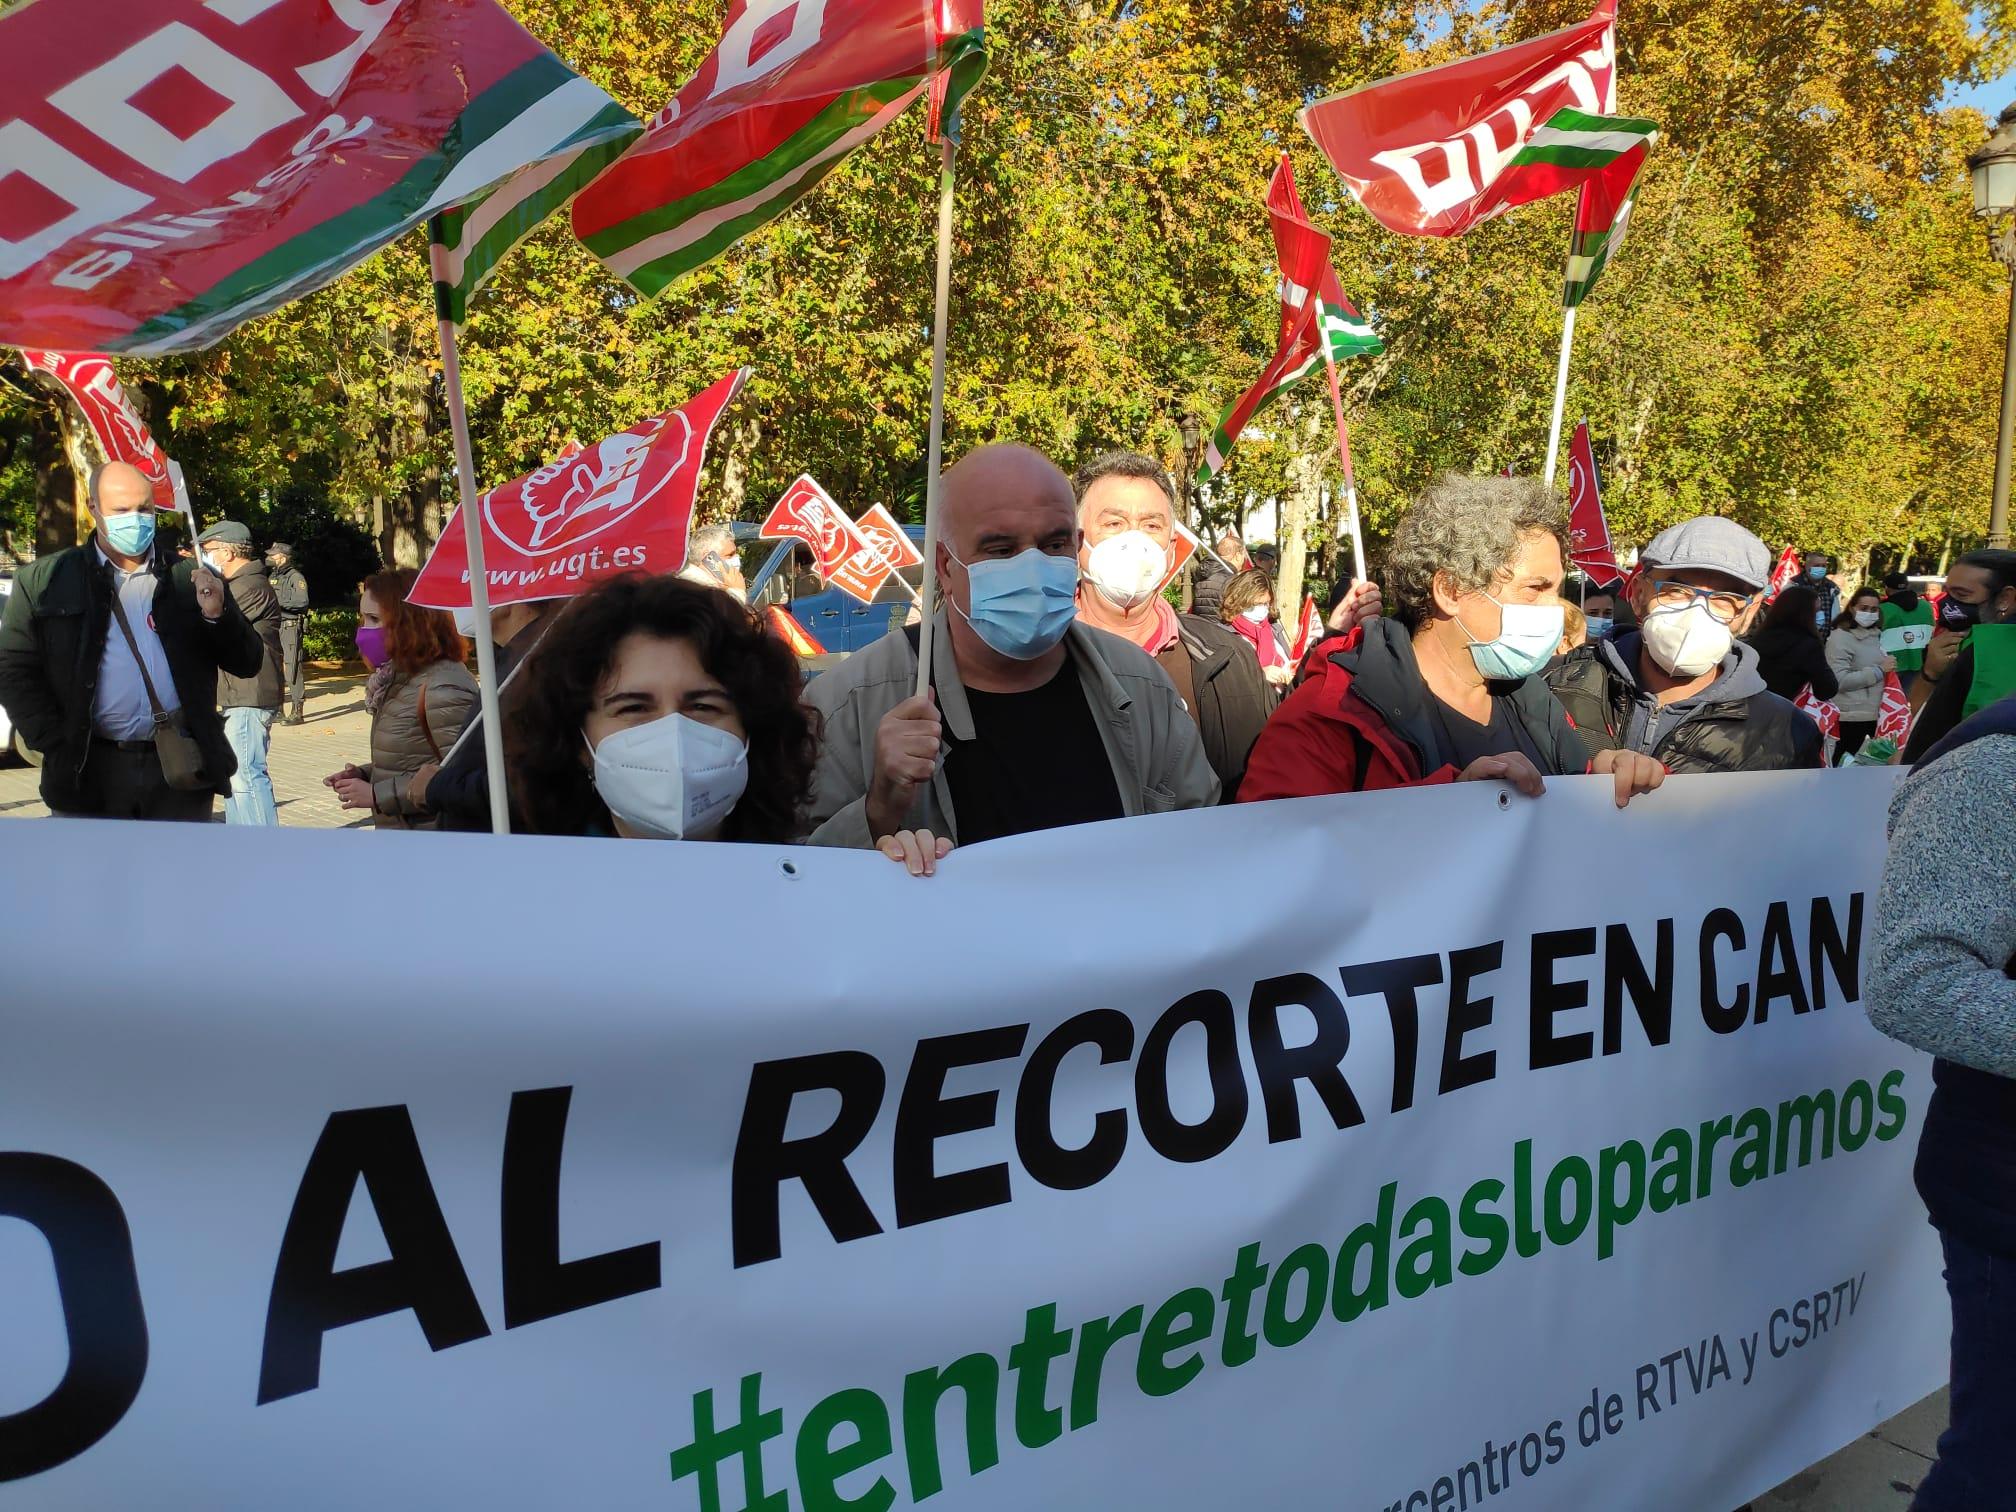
left=106, top=585, right=171, bottom=723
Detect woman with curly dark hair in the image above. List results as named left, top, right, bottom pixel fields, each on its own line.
left=506, top=575, right=816, bottom=844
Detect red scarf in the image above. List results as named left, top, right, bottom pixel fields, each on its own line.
left=1229, top=611, right=1286, bottom=668
left=1079, top=589, right=1181, bottom=654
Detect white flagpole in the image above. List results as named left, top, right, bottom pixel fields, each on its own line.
left=1541, top=304, right=1578, bottom=489
left=913, top=131, right=959, bottom=701
left=1321, top=353, right=1368, bottom=582
left=433, top=312, right=511, bottom=836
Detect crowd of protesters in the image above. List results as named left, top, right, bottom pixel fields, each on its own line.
left=1, top=452, right=2014, bottom=1506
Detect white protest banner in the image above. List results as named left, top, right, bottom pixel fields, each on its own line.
left=0, top=771, right=1944, bottom=1509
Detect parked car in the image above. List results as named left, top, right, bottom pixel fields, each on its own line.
left=0, top=572, right=34, bottom=765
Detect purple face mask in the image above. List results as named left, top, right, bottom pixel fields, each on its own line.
left=355, top=625, right=388, bottom=668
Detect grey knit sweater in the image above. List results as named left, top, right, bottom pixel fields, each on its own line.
left=1867, top=733, right=2016, bottom=1074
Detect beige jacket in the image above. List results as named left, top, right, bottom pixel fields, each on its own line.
left=1825, top=624, right=1888, bottom=722
left=803, top=615, right=1220, bottom=847
left=363, top=659, right=478, bottom=830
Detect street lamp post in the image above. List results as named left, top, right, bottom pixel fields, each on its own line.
left=1967, top=103, right=2016, bottom=550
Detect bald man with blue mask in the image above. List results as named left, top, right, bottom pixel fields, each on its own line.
left=802, top=443, right=1218, bottom=871
left=0, top=462, right=265, bottom=818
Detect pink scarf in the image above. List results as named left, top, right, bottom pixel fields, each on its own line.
left=1078, top=589, right=1182, bottom=653
left=1229, top=612, right=1286, bottom=668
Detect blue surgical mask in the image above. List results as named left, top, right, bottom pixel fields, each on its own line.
left=1457, top=593, right=1564, bottom=681
left=101, top=511, right=155, bottom=558
left=1584, top=614, right=1614, bottom=640
left=947, top=546, right=1078, bottom=660
left=1807, top=563, right=1827, bottom=581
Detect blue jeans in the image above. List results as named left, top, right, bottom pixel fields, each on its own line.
left=222, top=706, right=277, bottom=826
left=1914, top=1230, right=2016, bottom=1511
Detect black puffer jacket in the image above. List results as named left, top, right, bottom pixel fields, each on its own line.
left=1547, top=634, right=1824, bottom=773
left=1743, top=623, right=1838, bottom=703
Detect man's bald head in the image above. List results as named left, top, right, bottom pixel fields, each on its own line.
left=90, top=461, right=152, bottom=515
left=939, top=443, right=1077, bottom=559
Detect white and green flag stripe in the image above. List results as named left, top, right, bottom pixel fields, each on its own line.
left=1564, top=194, right=1635, bottom=308
left=1510, top=108, right=1658, bottom=172
left=431, top=103, right=642, bottom=323
left=575, top=28, right=987, bottom=297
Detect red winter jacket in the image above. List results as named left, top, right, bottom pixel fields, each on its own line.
left=1242, top=617, right=1591, bottom=801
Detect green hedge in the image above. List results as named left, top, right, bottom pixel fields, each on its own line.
left=302, top=607, right=360, bottom=664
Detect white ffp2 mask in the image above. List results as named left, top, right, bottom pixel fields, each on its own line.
left=585, top=712, right=749, bottom=840
left=1083, top=530, right=1170, bottom=611
left=1640, top=601, right=1733, bottom=677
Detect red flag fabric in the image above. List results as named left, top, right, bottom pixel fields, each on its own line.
left=1875, top=672, right=1911, bottom=744
left=827, top=502, right=923, bottom=605
left=766, top=604, right=825, bottom=657
left=1288, top=594, right=1320, bottom=663
left=1792, top=684, right=1841, bottom=765
left=1766, top=548, right=1803, bottom=602
left=18, top=350, right=188, bottom=513
left=0, top=0, right=627, bottom=355
left=1566, top=420, right=1620, bottom=583
left=408, top=370, right=747, bottom=610
left=761, top=475, right=874, bottom=584
left=1299, top=0, right=1619, bottom=238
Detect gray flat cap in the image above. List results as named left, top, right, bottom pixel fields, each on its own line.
left=1638, top=516, right=1771, bottom=592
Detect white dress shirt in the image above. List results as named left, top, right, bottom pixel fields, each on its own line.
left=93, top=545, right=181, bottom=740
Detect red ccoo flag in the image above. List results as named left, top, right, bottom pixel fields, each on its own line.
left=408, top=370, right=747, bottom=610
left=18, top=350, right=189, bottom=513
left=762, top=475, right=875, bottom=583
left=1300, top=0, right=1634, bottom=239
left=827, top=502, right=924, bottom=605
left=1875, top=672, right=1912, bottom=744
left=1566, top=420, right=1620, bottom=583
left=1766, top=547, right=1803, bottom=602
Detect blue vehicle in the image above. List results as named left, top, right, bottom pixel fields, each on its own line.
left=739, top=522, right=927, bottom=657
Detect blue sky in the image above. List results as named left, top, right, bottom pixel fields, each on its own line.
left=1950, top=72, right=2014, bottom=122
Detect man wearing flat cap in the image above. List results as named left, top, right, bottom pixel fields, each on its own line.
left=1548, top=515, right=1824, bottom=771
left=199, top=521, right=285, bottom=824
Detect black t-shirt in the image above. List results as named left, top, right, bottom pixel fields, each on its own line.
left=1424, top=688, right=1553, bottom=774
left=943, top=658, right=1124, bottom=844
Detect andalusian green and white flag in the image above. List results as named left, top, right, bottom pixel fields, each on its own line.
left=1512, top=108, right=1657, bottom=309
left=571, top=0, right=987, bottom=297
left=431, top=106, right=643, bottom=323
left=1198, top=154, right=1381, bottom=483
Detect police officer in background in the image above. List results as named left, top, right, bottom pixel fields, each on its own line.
left=267, top=541, right=310, bottom=724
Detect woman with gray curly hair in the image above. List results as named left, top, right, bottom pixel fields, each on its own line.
left=1240, top=474, right=1665, bottom=806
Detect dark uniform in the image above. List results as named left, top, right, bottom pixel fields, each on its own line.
left=268, top=544, right=310, bottom=722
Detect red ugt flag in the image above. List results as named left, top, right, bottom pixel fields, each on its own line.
left=18, top=350, right=189, bottom=513
left=408, top=370, right=748, bottom=611
left=1300, top=0, right=1619, bottom=238
left=1566, top=420, right=1619, bottom=583
left=1875, top=672, right=1912, bottom=744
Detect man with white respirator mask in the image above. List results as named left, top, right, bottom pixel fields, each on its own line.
left=1548, top=516, right=1824, bottom=772
left=1070, top=451, right=1286, bottom=799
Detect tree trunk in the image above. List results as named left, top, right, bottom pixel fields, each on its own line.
left=1276, top=407, right=1325, bottom=630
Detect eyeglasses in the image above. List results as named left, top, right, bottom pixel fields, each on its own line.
left=1648, top=579, right=1754, bottom=624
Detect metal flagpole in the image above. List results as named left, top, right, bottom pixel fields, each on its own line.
left=1541, top=305, right=1578, bottom=489
left=433, top=313, right=511, bottom=836
left=1322, top=352, right=1368, bottom=581
left=913, top=130, right=959, bottom=701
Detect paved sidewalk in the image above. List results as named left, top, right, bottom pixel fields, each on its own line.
left=1759, top=1390, right=1944, bottom=1508
left=0, top=666, right=377, bottom=827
